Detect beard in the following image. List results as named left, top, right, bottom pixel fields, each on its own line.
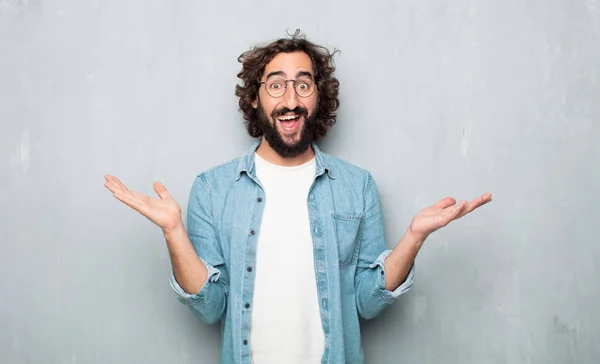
left=256, top=102, right=317, bottom=158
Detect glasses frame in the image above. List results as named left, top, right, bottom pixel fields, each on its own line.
left=259, top=77, right=317, bottom=98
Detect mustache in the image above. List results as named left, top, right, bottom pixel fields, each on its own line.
left=271, top=107, right=308, bottom=118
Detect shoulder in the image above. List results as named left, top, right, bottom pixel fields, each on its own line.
left=320, top=150, right=376, bottom=193
left=198, top=157, right=240, bottom=180
left=190, top=156, right=241, bottom=195
left=323, top=151, right=373, bottom=179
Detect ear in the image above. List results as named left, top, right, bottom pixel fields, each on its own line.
left=251, top=98, right=258, bottom=109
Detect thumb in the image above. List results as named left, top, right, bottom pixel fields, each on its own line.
left=435, top=197, right=456, bottom=209
left=153, top=181, right=171, bottom=199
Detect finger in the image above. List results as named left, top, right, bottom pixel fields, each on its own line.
left=461, top=193, right=492, bottom=216
left=113, top=191, right=150, bottom=214
left=435, top=197, right=457, bottom=209
left=456, top=193, right=492, bottom=219
left=448, top=200, right=467, bottom=221
left=105, top=179, right=134, bottom=196
left=106, top=180, right=145, bottom=203
left=481, top=192, right=492, bottom=202
left=452, top=200, right=468, bottom=217
left=104, top=174, right=118, bottom=184
left=112, top=176, right=129, bottom=191
left=436, top=200, right=467, bottom=225
left=112, top=190, right=141, bottom=209
left=153, top=181, right=171, bottom=199
left=105, top=175, right=128, bottom=191
left=104, top=180, right=124, bottom=194
left=472, top=192, right=492, bottom=205
left=475, top=193, right=492, bottom=208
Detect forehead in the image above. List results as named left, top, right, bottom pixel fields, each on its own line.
left=263, top=51, right=314, bottom=79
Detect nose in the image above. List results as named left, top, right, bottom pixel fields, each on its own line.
left=280, top=80, right=299, bottom=110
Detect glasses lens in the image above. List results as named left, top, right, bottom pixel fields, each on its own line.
left=295, top=77, right=314, bottom=97
left=265, top=77, right=286, bottom=97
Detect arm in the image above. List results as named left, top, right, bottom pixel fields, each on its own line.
left=164, top=221, right=208, bottom=294
left=103, top=173, right=228, bottom=324
left=169, top=175, right=229, bottom=325
left=383, top=230, right=422, bottom=291
left=354, top=174, right=415, bottom=320
left=354, top=173, right=492, bottom=319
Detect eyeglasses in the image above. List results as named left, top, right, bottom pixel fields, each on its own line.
left=259, top=76, right=316, bottom=98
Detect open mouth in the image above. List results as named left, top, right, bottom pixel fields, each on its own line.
left=277, top=113, right=302, bottom=132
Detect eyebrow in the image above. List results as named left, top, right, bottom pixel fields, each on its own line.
left=265, top=70, right=314, bottom=80
left=296, top=71, right=314, bottom=79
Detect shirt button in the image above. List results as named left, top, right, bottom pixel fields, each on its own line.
left=245, top=303, right=250, bottom=309
left=243, top=340, right=248, bottom=345
left=257, top=197, right=263, bottom=202
left=247, top=266, right=253, bottom=272
left=380, top=270, right=385, bottom=276
left=250, top=230, right=255, bottom=235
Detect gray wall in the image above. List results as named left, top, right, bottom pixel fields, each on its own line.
left=1, top=0, right=599, bottom=363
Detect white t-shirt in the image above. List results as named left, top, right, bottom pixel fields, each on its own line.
left=249, top=152, right=325, bottom=364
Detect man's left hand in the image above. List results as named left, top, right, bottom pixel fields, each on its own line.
left=408, top=193, right=493, bottom=243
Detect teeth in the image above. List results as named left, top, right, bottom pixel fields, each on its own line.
left=278, top=115, right=299, bottom=121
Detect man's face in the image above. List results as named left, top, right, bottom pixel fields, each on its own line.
left=252, top=51, right=319, bottom=158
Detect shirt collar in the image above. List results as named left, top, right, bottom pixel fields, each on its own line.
left=235, top=140, right=335, bottom=180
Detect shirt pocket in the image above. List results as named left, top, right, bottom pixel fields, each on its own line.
left=332, top=213, right=363, bottom=268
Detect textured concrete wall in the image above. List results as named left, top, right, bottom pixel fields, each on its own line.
left=1, top=1, right=599, bottom=362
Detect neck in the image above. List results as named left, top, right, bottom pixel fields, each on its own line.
left=255, top=138, right=315, bottom=167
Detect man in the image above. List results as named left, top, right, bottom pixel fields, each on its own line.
left=104, top=32, right=491, bottom=364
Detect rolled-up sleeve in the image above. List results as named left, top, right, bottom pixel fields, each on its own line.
left=170, top=175, right=229, bottom=325
left=354, top=173, right=415, bottom=320
left=370, top=249, right=415, bottom=301
left=170, top=257, right=222, bottom=304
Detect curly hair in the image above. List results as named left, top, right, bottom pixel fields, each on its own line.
left=235, top=30, right=340, bottom=141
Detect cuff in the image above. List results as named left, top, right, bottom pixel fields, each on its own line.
left=169, top=258, right=221, bottom=305
left=370, top=249, right=415, bottom=302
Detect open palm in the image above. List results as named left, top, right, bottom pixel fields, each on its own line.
left=409, top=193, right=492, bottom=241
left=104, top=174, right=182, bottom=231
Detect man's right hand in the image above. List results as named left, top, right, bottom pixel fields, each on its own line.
left=104, top=174, right=183, bottom=232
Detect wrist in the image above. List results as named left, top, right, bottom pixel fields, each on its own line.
left=163, top=220, right=185, bottom=240
left=405, top=227, right=427, bottom=249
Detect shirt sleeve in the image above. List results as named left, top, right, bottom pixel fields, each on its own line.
left=370, top=249, right=415, bottom=301
left=354, top=173, right=415, bottom=320
left=170, top=174, right=229, bottom=325
left=169, top=257, right=222, bottom=302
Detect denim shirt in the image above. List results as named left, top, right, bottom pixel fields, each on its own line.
left=170, top=141, right=415, bottom=364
